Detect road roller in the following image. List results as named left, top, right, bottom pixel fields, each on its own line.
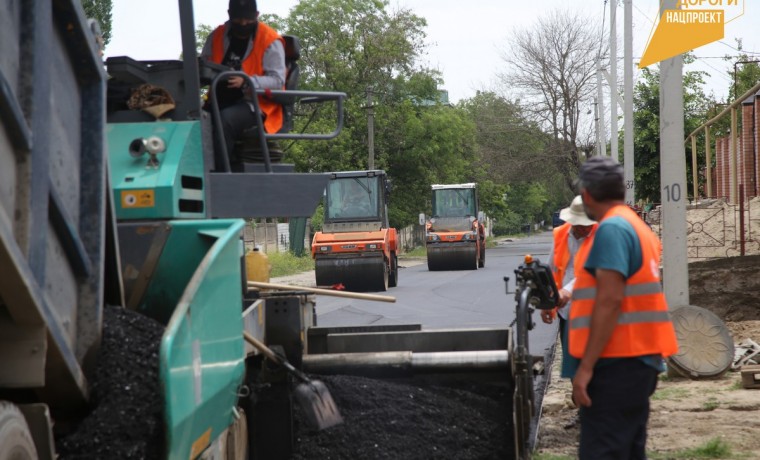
left=311, top=171, right=399, bottom=291
left=420, top=183, right=486, bottom=270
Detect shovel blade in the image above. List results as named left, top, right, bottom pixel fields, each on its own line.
left=294, top=380, right=343, bottom=430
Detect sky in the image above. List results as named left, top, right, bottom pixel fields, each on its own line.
left=105, top=0, right=758, bottom=105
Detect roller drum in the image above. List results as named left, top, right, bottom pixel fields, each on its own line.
left=427, top=243, right=478, bottom=271
left=315, top=253, right=388, bottom=292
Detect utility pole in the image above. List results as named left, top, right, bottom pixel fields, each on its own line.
left=660, top=0, right=689, bottom=308
left=624, top=0, right=635, bottom=205
left=366, top=88, right=375, bottom=170
left=596, top=68, right=606, bottom=156
left=610, top=0, right=619, bottom=161
left=594, top=97, right=601, bottom=156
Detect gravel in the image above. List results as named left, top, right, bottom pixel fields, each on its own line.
left=292, top=374, right=513, bottom=460
left=56, top=305, right=164, bottom=460
left=53, top=305, right=515, bottom=460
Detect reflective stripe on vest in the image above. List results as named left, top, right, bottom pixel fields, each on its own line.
left=570, top=309, right=672, bottom=329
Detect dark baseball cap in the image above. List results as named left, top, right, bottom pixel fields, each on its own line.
left=229, top=0, right=257, bottom=19
left=579, top=156, right=623, bottom=186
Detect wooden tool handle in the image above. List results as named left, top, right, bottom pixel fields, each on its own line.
left=243, top=331, right=279, bottom=362
left=247, top=281, right=396, bottom=303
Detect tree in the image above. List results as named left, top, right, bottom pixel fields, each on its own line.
left=499, top=9, right=604, bottom=194
left=632, top=54, right=714, bottom=203
left=274, top=0, right=476, bottom=228
left=460, top=92, right=551, bottom=183
left=726, top=39, right=760, bottom=102
left=195, top=24, right=214, bottom=56
left=81, top=0, right=112, bottom=46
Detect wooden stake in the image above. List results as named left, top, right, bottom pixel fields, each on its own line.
left=247, top=281, right=396, bottom=303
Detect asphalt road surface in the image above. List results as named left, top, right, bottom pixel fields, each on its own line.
left=315, top=231, right=559, bottom=359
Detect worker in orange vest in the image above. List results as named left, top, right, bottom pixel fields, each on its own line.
left=570, top=156, right=678, bottom=460
left=201, top=0, right=285, bottom=168
left=540, top=196, right=597, bottom=380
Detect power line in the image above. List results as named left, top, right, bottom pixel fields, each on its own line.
left=696, top=60, right=734, bottom=83
left=717, top=40, right=760, bottom=56
left=598, top=0, right=608, bottom=61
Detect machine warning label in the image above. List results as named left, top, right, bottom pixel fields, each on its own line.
left=121, top=190, right=155, bottom=208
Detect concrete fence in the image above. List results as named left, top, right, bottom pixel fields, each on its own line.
left=242, top=219, right=310, bottom=253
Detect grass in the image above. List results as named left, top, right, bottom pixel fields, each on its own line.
left=649, top=437, right=733, bottom=459
left=264, top=250, right=314, bottom=278
left=702, top=397, right=720, bottom=411
left=401, top=246, right=427, bottom=258
left=533, top=453, right=575, bottom=460
left=651, top=386, right=690, bottom=401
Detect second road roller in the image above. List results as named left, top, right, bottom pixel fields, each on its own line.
left=420, top=183, right=486, bottom=270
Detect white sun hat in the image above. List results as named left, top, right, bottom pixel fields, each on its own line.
left=559, top=195, right=596, bottom=226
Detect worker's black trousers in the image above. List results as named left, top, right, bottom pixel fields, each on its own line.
left=578, top=358, right=658, bottom=460
left=220, top=100, right=257, bottom=163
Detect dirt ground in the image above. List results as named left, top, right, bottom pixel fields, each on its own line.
left=536, top=257, right=760, bottom=460
left=276, top=253, right=760, bottom=459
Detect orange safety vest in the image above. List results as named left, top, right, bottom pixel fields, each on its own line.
left=552, top=223, right=597, bottom=288
left=210, top=22, right=284, bottom=133
left=551, top=223, right=572, bottom=288
left=568, top=205, right=678, bottom=359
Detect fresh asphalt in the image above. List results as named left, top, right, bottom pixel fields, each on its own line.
left=314, top=231, right=559, bottom=358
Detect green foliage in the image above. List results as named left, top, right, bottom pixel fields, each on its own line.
left=651, top=386, right=690, bottom=401
left=81, top=0, right=112, bottom=46
left=401, top=246, right=427, bottom=257
left=631, top=53, right=714, bottom=203
left=533, top=454, right=575, bottom=460
left=506, top=183, right=550, bottom=222
left=266, top=250, right=315, bottom=278
left=701, top=398, right=719, bottom=411
left=195, top=24, right=214, bottom=56
left=491, top=211, right=523, bottom=236
left=648, top=437, right=732, bottom=459
left=460, top=91, right=555, bottom=185
left=460, top=91, right=572, bottom=229
left=725, top=39, right=760, bottom=102
left=270, top=0, right=482, bottom=229
left=309, top=203, right=325, bottom=232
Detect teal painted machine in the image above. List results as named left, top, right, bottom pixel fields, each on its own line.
left=108, top=122, right=206, bottom=220
left=103, top=1, right=346, bottom=458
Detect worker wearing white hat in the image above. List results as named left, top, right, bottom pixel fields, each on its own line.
left=541, top=195, right=597, bottom=378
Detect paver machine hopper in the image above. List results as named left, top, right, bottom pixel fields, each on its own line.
left=0, top=0, right=345, bottom=458
left=420, top=183, right=486, bottom=270
left=312, top=170, right=399, bottom=291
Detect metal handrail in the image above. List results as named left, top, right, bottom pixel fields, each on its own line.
left=210, top=70, right=346, bottom=172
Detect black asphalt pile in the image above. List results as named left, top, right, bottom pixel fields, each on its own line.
left=292, top=374, right=514, bottom=460
left=56, top=305, right=164, bottom=460
left=53, top=305, right=514, bottom=459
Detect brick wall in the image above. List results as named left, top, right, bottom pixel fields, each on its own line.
left=742, top=101, right=755, bottom=197
left=756, top=94, right=760, bottom=196
left=724, top=136, right=731, bottom=199
left=718, top=136, right=723, bottom=198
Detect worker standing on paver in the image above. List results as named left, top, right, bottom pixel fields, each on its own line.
left=541, top=195, right=597, bottom=381
left=569, top=156, right=678, bottom=460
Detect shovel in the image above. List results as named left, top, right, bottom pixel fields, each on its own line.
left=243, top=331, right=343, bottom=430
